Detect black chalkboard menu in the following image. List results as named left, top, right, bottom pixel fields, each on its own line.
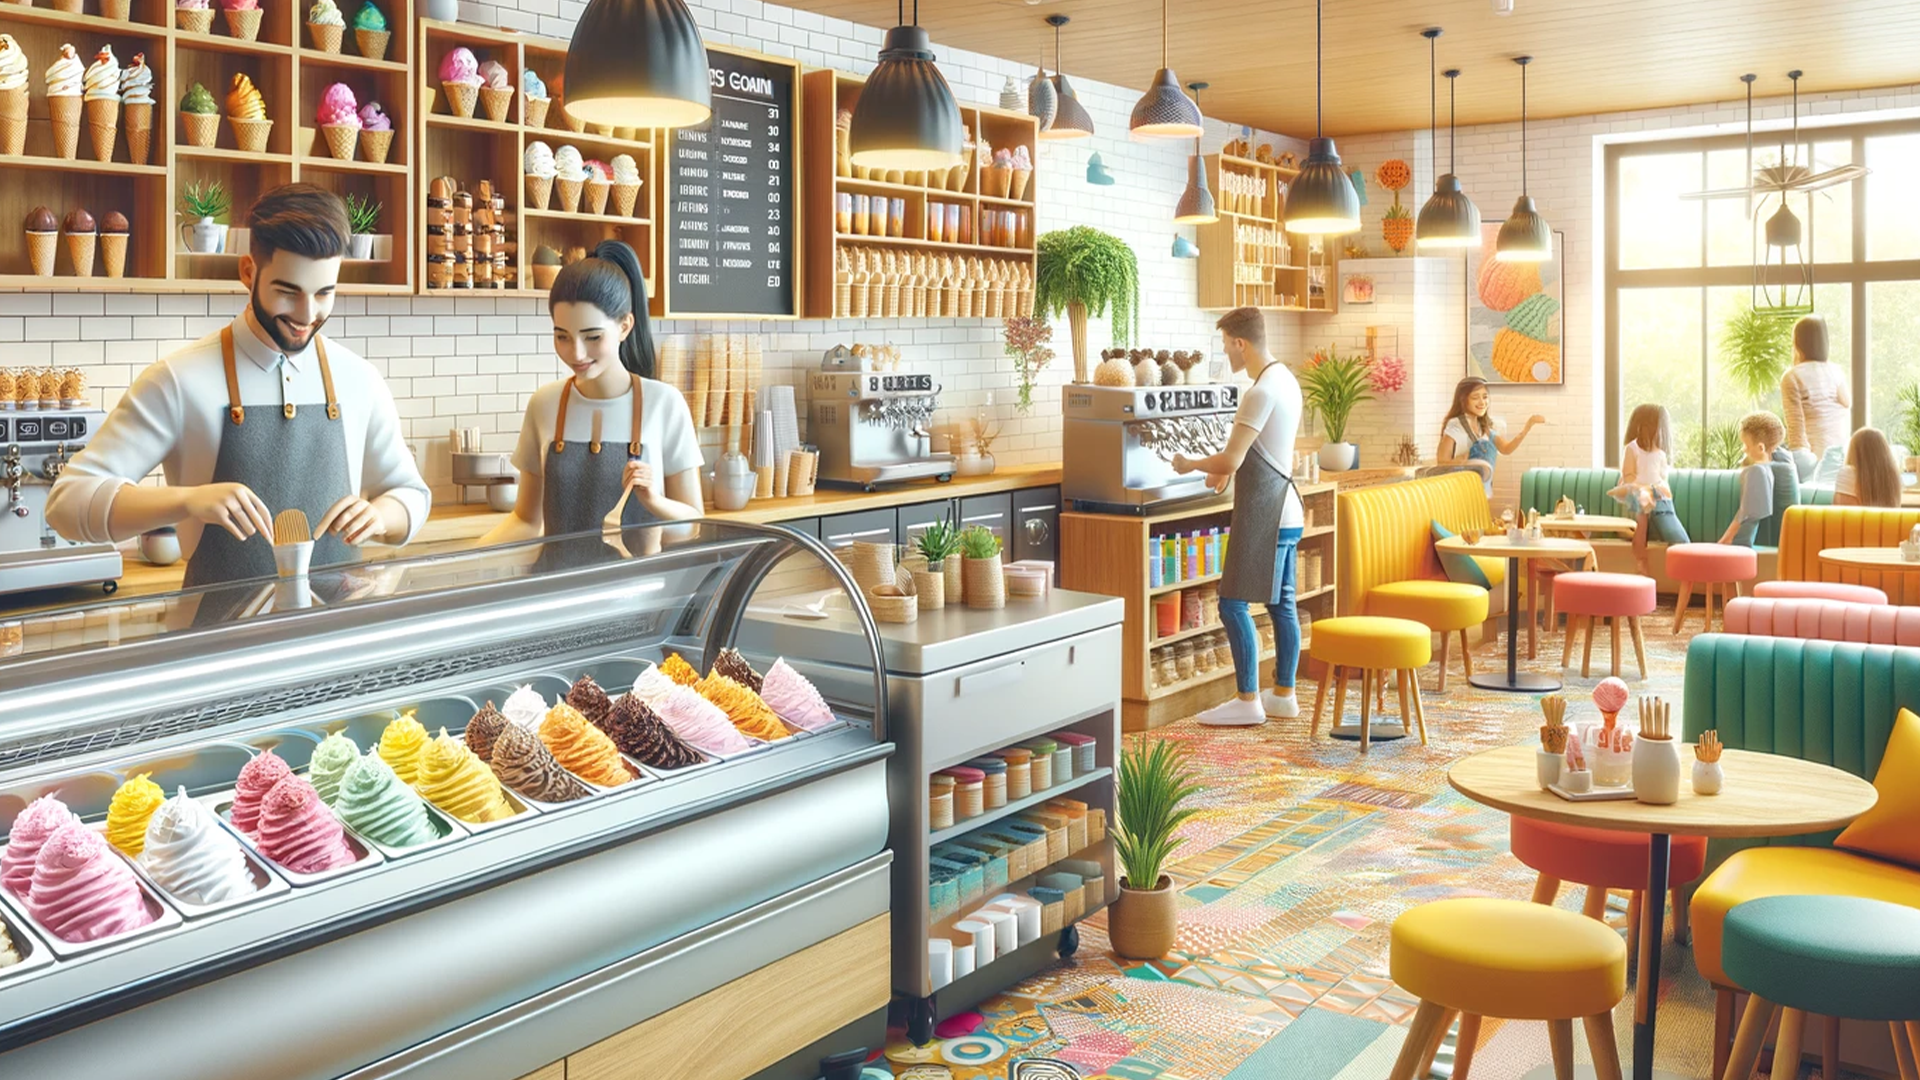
left=662, top=47, right=798, bottom=317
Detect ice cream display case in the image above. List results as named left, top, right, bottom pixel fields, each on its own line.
left=0, top=522, right=893, bottom=1080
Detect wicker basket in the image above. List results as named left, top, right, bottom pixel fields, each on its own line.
left=963, top=556, right=1005, bottom=609
left=913, top=568, right=946, bottom=610
left=849, top=541, right=895, bottom=595
left=868, top=586, right=917, bottom=624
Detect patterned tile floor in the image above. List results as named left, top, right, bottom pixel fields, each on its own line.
left=881, top=608, right=1799, bottom=1080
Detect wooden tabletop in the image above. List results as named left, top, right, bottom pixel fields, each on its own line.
left=1435, top=534, right=1596, bottom=562
left=1449, top=743, right=1878, bottom=838
left=1540, top=514, right=1638, bottom=536
left=1818, top=546, right=1920, bottom=571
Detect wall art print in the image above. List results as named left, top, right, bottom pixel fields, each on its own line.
left=1466, top=224, right=1565, bottom=385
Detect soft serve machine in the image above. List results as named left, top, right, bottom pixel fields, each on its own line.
left=810, top=346, right=956, bottom=490
left=1062, top=381, right=1240, bottom=513
left=0, top=368, right=121, bottom=597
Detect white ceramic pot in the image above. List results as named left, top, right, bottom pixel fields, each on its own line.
left=1560, top=768, right=1592, bottom=794
left=1692, top=759, right=1724, bottom=795
left=180, top=218, right=222, bottom=254
left=1536, top=748, right=1562, bottom=791
left=1633, top=736, right=1682, bottom=805
left=484, top=482, right=517, bottom=512
left=346, top=233, right=373, bottom=260
left=1317, top=441, right=1359, bottom=472
left=138, top=527, right=181, bottom=566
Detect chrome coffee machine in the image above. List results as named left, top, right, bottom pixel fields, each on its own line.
left=0, top=373, right=121, bottom=597
left=809, top=362, right=956, bottom=491
left=1062, top=383, right=1240, bottom=513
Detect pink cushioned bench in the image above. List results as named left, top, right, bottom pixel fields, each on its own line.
left=1722, top=597, right=1920, bottom=646
left=1751, top=581, right=1889, bottom=606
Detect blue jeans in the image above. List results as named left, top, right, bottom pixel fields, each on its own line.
left=1468, top=437, right=1499, bottom=495
left=1729, top=519, right=1760, bottom=548
left=1647, top=498, right=1689, bottom=544
left=1221, top=527, right=1303, bottom=695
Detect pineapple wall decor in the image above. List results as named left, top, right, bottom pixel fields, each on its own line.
left=1376, top=159, right=1413, bottom=252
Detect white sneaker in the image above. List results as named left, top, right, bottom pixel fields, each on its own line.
left=1197, top=697, right=1267, bottom=727
left=1262, top=690, right=1301, bottom=718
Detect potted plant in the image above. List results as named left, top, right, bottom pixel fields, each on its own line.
left=957, top=523, right=1004, bottom=609
left=345, top=193, right=380, bottom=260
left=1298, top=346, right=1375, bottom=472
left=1035, top=226, right=1139, bottom=384
left=1002, top=316, right=1054, bottom=412
left=913, top=518, right=961, bottom=610
left=177, top=180, right=230, bottom=255
left=1110, top=738, right=1202, bottom=959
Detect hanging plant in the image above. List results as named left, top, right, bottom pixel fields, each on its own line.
left=1002, top=316, right=1054, bottom=413
left=1035, top=226, right=1140, bottom=346
left=1718, top=301, right=1794, bottom=406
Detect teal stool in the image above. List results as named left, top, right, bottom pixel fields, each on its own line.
left=1719, top=896, right=1920, bottom=1080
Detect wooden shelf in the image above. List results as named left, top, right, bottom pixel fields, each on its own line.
left=0, top=5, right=167, bottom=35
left=533, top=127, right=655, bottom=155
left=425, top=112, right=517, bottom=136
left=177, top=145, right=293, bottom=164
left=927, top=767, right=1111, bottom=848
left=833, top=233, right=1027, bottom=256
left=298, top=154, right=409, bottom=175
left=174, top=31, right=294, bottom=58
left=1146, top=645, right=1286, bottom=701
left=297, top=47, right=408, bottom=73
left=1194, top=152, right=1336, bottom=313
left=524, top=207, right=651, bottom=226
left=1, top=154, right=168, bottom=176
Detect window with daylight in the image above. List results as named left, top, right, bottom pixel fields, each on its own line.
left=1604, top=123, right=1920, bottom=467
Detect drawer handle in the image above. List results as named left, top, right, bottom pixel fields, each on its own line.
left=957, top=660, right=1026, bottom=695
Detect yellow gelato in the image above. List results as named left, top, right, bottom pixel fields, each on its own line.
left=538, top=702, right=631, bottom=788
left=377, top=711, right=428, bottom=786
left=105, top=772, right=166, bottom=856
left=417, top=729, right=517, bottom=823
left=226, top=72, right=265, bottom=120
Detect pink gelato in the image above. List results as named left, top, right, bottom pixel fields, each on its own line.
left=1592, top=677, right=1630, bottom=715
left=255, top=775, right=356, bottom=875
left=27, top=824, right=156, bottom=943
left=230, top=750, right=291, bottom=836
left=176, top=0, right=210, bottom=8
left=223, top=0, right=258, bottom=10
left=760, top=658, right=836, bottom=731
left=478, top=59, right=509, bottom=91
left=2, top=796, right=83, bottom=899
left=583, top=158, right=612, bottom=182
left=359, top=102, right=391, bottom=131
left=318, top=82, right=360, bottom=128
left=654, top=686, right=755, bottom=755
left=438, top=47, right=481, bottom=87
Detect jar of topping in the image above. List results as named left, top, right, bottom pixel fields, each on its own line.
left=1021, top=737, right=1057, bottom=791
left=994, top=747, right=1033, bottom=800
left=929, top=773, right=956, bottom=829
left=1052, top=731, right=1098, bottom=775
left=964, top=756, right=1009, bottom=809
left=1048, top=741, right=1073, bottom=783
left=939, top=766, right=984, bottom=820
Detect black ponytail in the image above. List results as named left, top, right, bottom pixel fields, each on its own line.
left=548, top=240, right=656, bottom=378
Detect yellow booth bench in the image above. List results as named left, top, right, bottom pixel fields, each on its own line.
left=1777, top=505, right=1920, bottom=606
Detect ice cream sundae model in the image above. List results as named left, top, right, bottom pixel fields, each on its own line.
left=2, top=796, right=82, bottom=898
left=417, top=728, right=518, bottom=824
left=98, top=211, right=128, bottom=278
left=522, top=139, right=555, bottom=210
left=539, top=702, right=632, bottom=788
left=659, top=652, right=700, bottom=687
left=985, top=146, right=1013, bottom=198
left=760, top=658, right=837, bottom=732
left=254, top=775, right=358, bottom=875
left=438, top=46, right=482, bottom=119
left=229, top=749, right=291, bottom=835
left=119, top=53, right=154, bottom=165
left=0, top=35, right=29, bottom=156
left=141, top=787, right=258, bottom=905
left=521, top=66, right=549, bottom=128
left=492, top=721, right=591, bottom=804
left=1593, top=676, right=1629, bottom=727
left=336, top=755, right=439, bottom=848
left=696, top=671, right=789, bottom=742
left=45, top=44, right=83, bottom=160
left=316, top=81, right=360, bottom=159
left=223, top=0, right=263, bottom=43
left=653, top=685, right=755, bottom=756
left=179, top=81, right=218, bottom=147
left=477, top=59, right=513, bottom=123
left=1009, top=145, right=1032, bottom=201
left=307, top=0, right=346, bottom=53
left=26, top=824, right=157, bottom=943
left=23, top=206, right=57, bottom=277
left=307, top=731, right=359, bottom=805
left=357, top=100, right=391, bottom=163
left=500, top=684, right=546, bottom=729
left=104, top=772, right=165, bottom=856
left=1559, top=737, right=1593, bottom=794
left=531, top=244, right=561, bottom=289
left=565, top=674, right=613, bottom=727
left=552, top=144, right=585, bottom=213
left=353, top=0, right=389, bottom=60
left=63, top=208, right=96, bottom=278
left=599, top=694, right=706, bottom=770
left=226, top=72, right=270, bottom=153
left=610, top=153, right=642, bottom=217
left=176, top=0, right=214, bottom=34
left=79, top=45, right=119, bottom=162
left=462, top=701, right=509, bottom=762
left=377, top=711, right=429, bottom=785
left=582, top=157, right=611, bottom=215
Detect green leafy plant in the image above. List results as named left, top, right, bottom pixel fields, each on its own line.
left=1034, top=225, right=1140, bottom=346
left=344, top=193, right=382, bottom=235
left=1688, top=420, right=1745, bottom=470
left=1896, top=381, right=1920, bottom=458
left=178, top=180, right=230, bottom=222
left=915, top=518, right=961, bottom=567
left=1002, top=317, right=1054, bottom=412
left=1296, top=347, right=1376, bottom=445
left=1718, top=302, right=1794, bottom=405
left=1114, top=738, right=1202, bottom=890
left=957, top=523, right=1001, bottom=561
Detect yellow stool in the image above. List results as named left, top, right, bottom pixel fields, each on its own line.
left=1365, top=580, right=1490, bottom=691
left=1309, top=615, right=1432, bottom=753
left=1389, top=898, right=1629, bottom=1080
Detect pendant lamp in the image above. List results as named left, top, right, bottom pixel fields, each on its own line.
left=1495, top=55, right=1552, bottom=262
left=1037, top=15, right=1093, bottom=141
left=849, top=0, right=964, bottom=170
left=1285, top=0, right=1359, bottom=235
left=1415, top=31, right=1481, bottom=248
left=1173, top=81, right=1217, bottom=224
left=562, top=0, right=711, bottom=129
left=1172, top=235, right=1199, bottom=258
left=1027, top=49, right=1057, bottom=132
left=1128, top=0, right=1203, bottom=140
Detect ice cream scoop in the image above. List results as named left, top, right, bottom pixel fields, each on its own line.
left=105, top=772, right=165, bottom=856
left=583, top=158, right=611, bottom=182
left=179, top=81, right=217, bottom=114
left=308, top=732, right=359, bottom=805
left=491, top=722, right=592, bottom=803
left=317, top=82, right=359, bottom=128
left=353, top=0, right=386, bottom=29
left=119, top=53, right=153, bottom=105
left=566, top=674, right=612, bottom=727
left=759, top=658, right=837, bottom=732
left=27, top=824, right=155, bottom=943
left=309, top=0, right=344, bottom=23
left=521, top=140, right=555, bottom=179
left=463, top=701, right=509, bottom=762
left=64, top=208, right=94, bottom=234
left=1593, top=676, right=1630, bottom=715
left=0, top=35, right=27, bottom=94
left=377, top=712, right=429, bottom=785
left=417, top=729, right=517, bottom=824
left=601, top=694, right=706, bottom=770
left=141, top=787, right=257, bottom=905
left=224, top=0, right=258, bottom=11
left=552, top=144, right=586, bottom=182
left=478, top=59, right=509, bottom=91
left=2, top=796, right=82, bottom=899
left=628, top=662, right=681, bottom=705
left=521, top=67, right=548, bottom=100
left=611, top=154, right=642, bottom=187
left=227, top=72, right=265, bottom=119
left=358, top=101, right=390, bottom=131
left=229, top=750, right=291, bottom=836
left=538, top=703, right=631, bottom=788
left=438, top=46, right=481, bottom=87
left=45, top=44, right=82, bottom=97
left=82, top=46, right=117, bottom=102
left=336, top=755, right=438, bottom=848
left=659, top=653, right=700, bottom=686
left=177, top=0, right=210, bottom=8
left=101, top=211, right=128, bottom=234
left=255, top=775, right=356, bottom=875
left=653, top=685, right=755, bottom=755
left=713, top=647, right=763, bottom=693
left=500, top=684, right=547, bottom=728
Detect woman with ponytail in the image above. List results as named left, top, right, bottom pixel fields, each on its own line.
left=483, top=240, right=703, bottom=544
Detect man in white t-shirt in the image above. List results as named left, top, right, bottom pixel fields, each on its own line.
left=1172, top=307, right=1305, bottom=727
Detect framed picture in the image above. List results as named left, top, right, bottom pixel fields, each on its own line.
left=1465, top=225, right=1565, bottom=385
left=1342, top=273, right=1376, bottom=306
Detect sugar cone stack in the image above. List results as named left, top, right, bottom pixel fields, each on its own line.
left=224, top=8, right=262, bottom=40
left=182, top=111, right=219, bottom=147
left=85, top=98, right=118, bottom=163
left=101, top=233, right=127, bottom=278
left=321, top=123, right=357, bottom=160
left=584, top=178, right=610, bottom=216
left=26, top=231, right=56, bottom=276
left=177, top=7, right=213, bottom=32
left=0, top=88, right=25, bottom=155
left=359, top=128, right=392, bottom=163
left=49, top=96, right=80, bottom=159
left=67, top=231, right=95, bottom=278
left=229, top=117, right=270, bottom=153
left=524, top=97, right=549, bottom=129
left=479, top=86, right=513, bottom=123
left=555, top=176, right=582, bottom=213
left=308, top=21, right=344, bottom=53
left=612, top=181, right=640, bottom=218
left=524, top=174, right=552, bottom=210
left=124, top=103, right=152, bottom=164
left=443, top=81, right=477, bottom=119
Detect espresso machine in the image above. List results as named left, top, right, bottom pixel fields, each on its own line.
left=0, top=393, right=122, bottom=598
left=809, top=359, right=956, bottom=491
left=1062, top=384, right=1240, bottom=513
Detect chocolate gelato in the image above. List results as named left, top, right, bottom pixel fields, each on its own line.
left=25, top=206, right=55, bottom=233
left=490, top=722, right=591, bottom=803
left=101, top=211, right=128, bottom=234
left=601, top=694, right=705, bottom=770
left=462, top=701, right=508, bottom=762
left=713, top=647, right=763, bottom=693
left=64, top=208, right=94, bottom=234
left=566, top=675, right=611, bottom=727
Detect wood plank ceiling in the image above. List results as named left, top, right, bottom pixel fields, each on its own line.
left=778, top=0, right=1920, bottom=136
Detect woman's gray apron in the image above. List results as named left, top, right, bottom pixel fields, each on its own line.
left=537, top=374, right=652, bottom=568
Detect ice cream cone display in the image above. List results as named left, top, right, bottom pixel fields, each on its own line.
left=353, top=0, right=390, bottom=58
left=307, top=0, right=346, bottom=51
left=1008, top=145, right=1032, bottom=201
left=100, top=211, right=128, bottom=278
left=76, top=44, right=118, bottom=163
left=440, top=46, right=481, bottom=117
left=116, top=52, right=154, bottom=165
left=229, top=750, right=291, bottom=836
left=491, top=721, right=591, bottom=804
left=177, top=1, right=214, bottom=33
left=530, top=244, right=559, bottom=287
left=694, top=671, right=789, bottom=742
left=524, top=139, right=555, bottom=209
left=552, top=144, right=585, bottom=211
left=985, top=146, right=1013, bottom=198
left=3, top=797, right=80, bottom=900
left=358, top=102, right=392, bottom=162
left=600, top=694, right=705, bottom=770
left=317, top=82, right=361, bottom=159
left=611, top=157, right=642, bottom=217
left=63, top=209, right=96, bottom=277
left=227, top=72, right=270, bottom=152
left=337, top=755, right=439, bottom=847
left=223, top=0, right=262, bottom=40
left=22, top=207, right=55, bottom=276
left=417, top=728, right=518, bottom=824
left=584, top=174, right=610, bottom=215
left=478, top=60, right=513, bottom=122
left=538, top=702, right=631, bottom=787
left=0, top=35, right=27, bottom=156
left=45, top=44, right=83, bottom=160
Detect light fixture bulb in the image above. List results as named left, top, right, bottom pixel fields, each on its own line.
left=562, top=0, right=712, bottom=129
left=848, top=22, right=965, bottom=170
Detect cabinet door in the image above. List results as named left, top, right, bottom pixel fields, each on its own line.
left=895, top=498, right=956, bottom=550
left=778, top=517, right=821, bottom=539
left=958, top=493, right=1012, bottom=560
left=1011, top=486, right=1059, bottom=572
left=819, top=508, right=897, bottom=551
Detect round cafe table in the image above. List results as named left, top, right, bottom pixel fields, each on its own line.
left=1449, top=744, right=1878, bottom=1080
left=1540, top=513, right=1639, bottom=538
left=1819, top=546, right=1920, bottom=571
left=1434, top=534, right=1594, bottom=692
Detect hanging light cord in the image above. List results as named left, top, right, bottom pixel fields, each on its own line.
left=1315, top=0, right=1323, bottom=137
left=1162, top=0, right=1169, bottom=68
left=1520, top=60, right=1529, bottom=196
left=1427, top=33, right=1436, bottom=182
left=1449, top=72, right=1458, bottom=174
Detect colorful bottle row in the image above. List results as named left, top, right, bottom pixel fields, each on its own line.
left=1148, top=529, right=1229, bottom=589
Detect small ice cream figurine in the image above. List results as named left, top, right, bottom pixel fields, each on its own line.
left=476, top=59, right=513, bottom=123
left=316, top=82, right=360, bottom=159
left=119, top=53, right=153, bottom=165
left=45, top=44, right=83, bottom=160
left=438, top=46, right=482, bottom=119
left=521, top=66, right=549, bottom=128
left=1592, top=676, right=1629, bottom=726
left=80, top=46, right=119, bottom=164
left=60, top=367, right=86, bottom=406
left=98, top=211, right=128, bottom=280
left=531, top=244, right=561, bottom=289
left=23, top=206, right=57, bottom=277
left=552, top=143, right=586, bottom=212
left=0, top=35, right=27, bottom=157
left=179, top=80, right=218, bottom=147
left=352, top=0, right=389, bottom=60
left=356, top=100, right=392, bottom=162
left=522, top=139, right=556, bottom=209
left=63, top=208, right=96, bottom=279
left=582, top=157, right=611, bottom=214
left=223, top=0, right=263, bottom=42
left=226, top=72, right=270, bottom=153
left=308, top=0, right=347, bottom=54
left=610, top=153, right=642, bottom=217
left=176, top=0, right=213, bottom=35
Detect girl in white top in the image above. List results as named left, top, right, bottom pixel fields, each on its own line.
left=483, top=241, right=703, bottom=547
left=1779, top=314, right=1850, bottom=460
left=1434, top=377, right=1545, bottom=495
left=1611, top=403, right=1689, bottom=575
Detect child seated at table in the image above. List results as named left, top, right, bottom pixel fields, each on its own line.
left=1610, top=403, right=1690, bottom=576
left=1720, top=412, right=1786, bottom=548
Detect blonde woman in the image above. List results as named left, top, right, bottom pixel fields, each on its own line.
left=1836, top=427, right=1902, bottom=508
left=1779, top=314, right=1850, bottom=461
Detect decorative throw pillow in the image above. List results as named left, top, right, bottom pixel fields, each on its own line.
left=1834, top=708, right=1920, bottom=869
left=1431, top=520, right=1491, bottom=590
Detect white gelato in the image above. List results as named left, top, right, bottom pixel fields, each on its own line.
left=141, top=787, right=259, bottom=906
left=501, top=684, right=547, bottom=728
left=45, top=44, right=83, bottom=98
left=0, top=35, right=27, bottom=94
left=119, top=53, right=153, bottom=105
left=611, top=154, right=640, bottom=185
left=82, top=46, right=119, bottom=103
left=522, top=140, right=555, bottom=179
left=627, top=664, right=680, bottom=705
left=552, top=144, right=585, bottom=182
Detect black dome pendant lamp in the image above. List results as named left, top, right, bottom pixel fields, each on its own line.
left=562, top=0, right=712, bottom=129
left=1038, top=15, right=1094, bottom=141
left=1128, top=0, right=1203, bottom=140
left=1416, top=29, right=1481, bottom=248
left=849, top=0, right=964, bottom=170
left=1495, top=55, right=1552, bottom=262
left=1285, top=0, right=1359, bottom=235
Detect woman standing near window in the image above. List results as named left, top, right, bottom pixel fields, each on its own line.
left=1779, top=314, right=1850, bottom=462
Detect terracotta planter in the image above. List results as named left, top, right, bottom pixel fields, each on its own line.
left=1110, top=875, right=1177, bottom=959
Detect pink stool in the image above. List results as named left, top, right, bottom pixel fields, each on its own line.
left=1725, top=597, right=1920, bottom=645
left=1666, top=543, right=1759, bottom=634
left=1510, top=816, right=1710, bottom=954
left=1751, top=581, right=1890, bottom=605
left=1553, top=572, right=1657, bottom=679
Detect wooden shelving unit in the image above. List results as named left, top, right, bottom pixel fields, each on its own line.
left=800, top=68, right=1037, bottom=320
left=1194, top=153, right=1335, bottom=314
left=0, top=0, right=411, bottom=291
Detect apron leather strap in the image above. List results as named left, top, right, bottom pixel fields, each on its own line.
left=221, top=323, right=342, bottom=424
left=628, top=373, right=643, bottom=457
left=316, top=337, right=340, bottom=421
left=553, top=374, right=645, bottom=456
left=554, top=379, right=572, bottom=454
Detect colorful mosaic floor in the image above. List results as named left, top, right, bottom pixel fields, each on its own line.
left=882, top=609, right=1782, bottom=1080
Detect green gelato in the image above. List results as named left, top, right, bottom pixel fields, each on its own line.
left=180, top=82, right=217, bottom=114
left=336, top=755, right=438, bottom=848
left=353, top=0, right=386, bottom=31
left=308, top=733, right=359, bottom=806
left=533, top=245, right=562, bottom=266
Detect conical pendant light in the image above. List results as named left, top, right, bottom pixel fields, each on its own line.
left=1416, top=30, right=1481, bottom=248
left=562, top=0, right=711, bottom=128
left=849, top=0, right=964, bottom=170
left=1027, top=47, right=1057, bottom=132
left=1495, top=55, right=1552, bottom=262
left=1129, top=0, right=1203, bottom=140
left=1285, top=0, right=1359, bottom=235
left=1038, top=15, right=1093, bottom=141
left=1173, top=81, right=1217, bottom=224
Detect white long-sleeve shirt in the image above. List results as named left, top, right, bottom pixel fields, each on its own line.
left=46, top=318, right=431, bottom=560
left=1780, top=361, right=1851, bottom=458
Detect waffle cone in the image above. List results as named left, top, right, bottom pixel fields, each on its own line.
left=524, top=97, right=549, bottom=129
left=556, top=176, right=582, bottom=213
left=355, top=28, right=389, bottom=60
left=308, top=21, right=344, bottom=53
left=532, top=263, right=559, bottom=290
left=51, top=0, right=80, bottom=10
left=321, top=122, right=358, bottom=160
left=124, top=102, right=152, bottom=164
left=1010, top=167, right=1031, bottom=202
left=359, top=127, right=392, bottom=164
left=182, top=111, right=219, bottom=147
left=478, top=86, right=513, bottom=123
left=612, top=181, right=640, bottom=218
left=26, top=232, right=55, bottom=276
left=229, top=116, right=271, bottom=153
left=177, top=8, right=213, bottom=32
left=49, top=96, right=80, bottom=159
left=443, top=81, right=478, bottom=119
left=0, top=88, right=25, bottom=155
left=224, top=7, right=262, bottom=40
left=66, top=233, right=95, bottom=278
left=85, top=98, right=118, bottom=162
left=100, top=0, right=129, bottom=18
left=584, top=178, right=610, bottom=216
left=524, top=173, right=552, bottom=210
left=101, top=233, right=127, bottom=278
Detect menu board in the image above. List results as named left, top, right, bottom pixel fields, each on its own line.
left=663, top=48, right=797, bottom=317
